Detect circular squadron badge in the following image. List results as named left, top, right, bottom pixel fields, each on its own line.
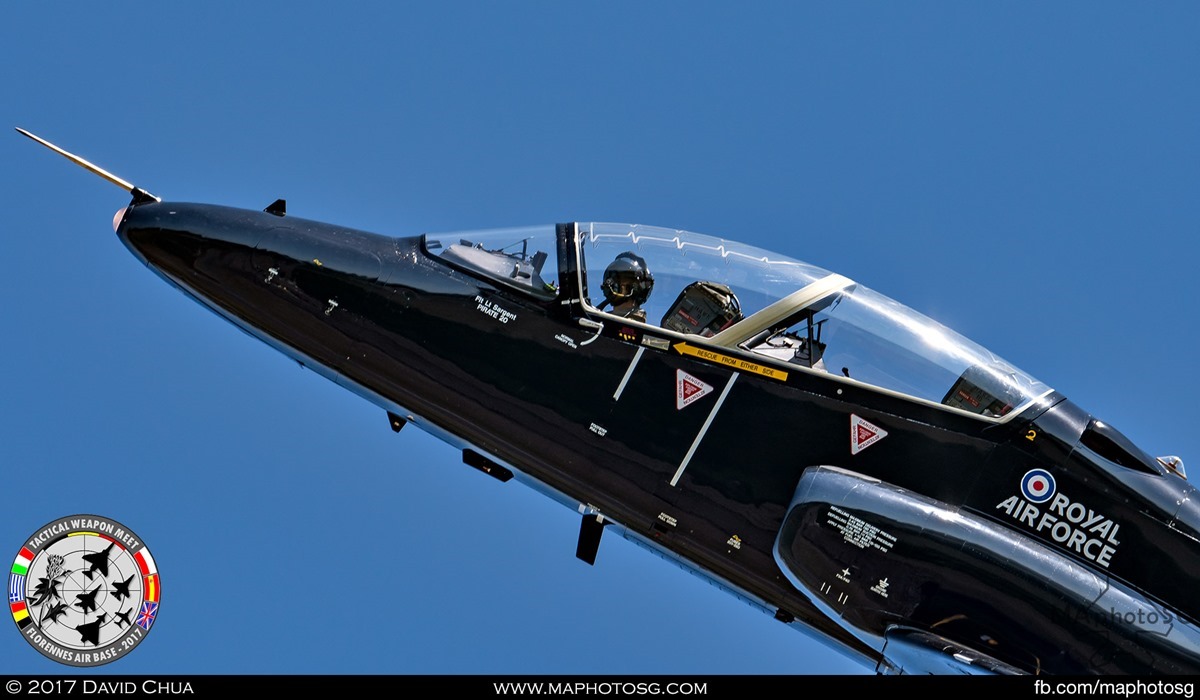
left=9, top=515, right=160, bottom=666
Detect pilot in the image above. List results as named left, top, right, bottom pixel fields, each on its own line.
left=600, top=251, right=654, bottom=322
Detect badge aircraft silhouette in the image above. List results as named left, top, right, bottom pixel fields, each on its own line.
left=81, top=542, right=114, bottom=581
left=73, top=585, right=101, bottom=615
left=111, top=574, right=135, bottom=602
left=113, top=608, right=133, bottom=629
left=19, top=128, right=1200, bottom=675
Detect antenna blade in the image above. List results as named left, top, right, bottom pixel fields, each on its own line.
left=15, top=127, right=137, bottom=193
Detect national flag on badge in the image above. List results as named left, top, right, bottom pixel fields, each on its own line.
left=11, top=601, right=31, bottom=630
left=143, top=574, right=159, bottom=604
left=11, top=547, right=34, bottom=576
left=8, top=573, right=24, bottom=603
left=136, top=601, right=158, bottom=630
left=134, top=548, right=158, bottom=577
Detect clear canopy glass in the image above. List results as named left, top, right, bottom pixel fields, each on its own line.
left=424, top=221, right=1051, bottom=419
left=579, top=223, right=1050, bottom=418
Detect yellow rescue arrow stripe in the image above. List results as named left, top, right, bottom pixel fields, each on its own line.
left=672, top=342, right=789, bottom=382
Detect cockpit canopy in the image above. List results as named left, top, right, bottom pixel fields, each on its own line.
left=424, top=222, right=1051, bottom=421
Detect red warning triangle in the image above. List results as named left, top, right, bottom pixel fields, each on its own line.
left=850, top=414, right=888, bottom=455
left=676, top=370, right=714, bottom=409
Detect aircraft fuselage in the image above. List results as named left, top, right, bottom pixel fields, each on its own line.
left=116, top=201, right=1200, bottom=674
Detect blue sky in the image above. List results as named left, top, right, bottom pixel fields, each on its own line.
left=3, top=3, right=1198, bottom=676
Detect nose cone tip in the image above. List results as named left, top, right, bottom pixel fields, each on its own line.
left=113, top=206, right=127, bottom=232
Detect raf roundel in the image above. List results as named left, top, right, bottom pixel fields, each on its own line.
left=1020, top=468, right=1057, bottom=504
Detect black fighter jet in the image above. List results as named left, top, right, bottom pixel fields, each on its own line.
left=75, top=614, right=106, bottom=646
left=18, top=129, right=1200, bottom=675
left=110, top=574, right=135, bottom=602
left=73, top=585, right=101, bottom=615
left=80, top=542, right=113, bottom=582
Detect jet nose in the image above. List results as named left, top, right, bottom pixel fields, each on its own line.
left=116, top=201, right=273, bottom=269
left=115, top=200, right=400, bottom=306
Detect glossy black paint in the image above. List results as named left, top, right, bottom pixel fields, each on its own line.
left=777, top=467, right=1200, bottom=674
left=115, top=200, right=1200, bottom=674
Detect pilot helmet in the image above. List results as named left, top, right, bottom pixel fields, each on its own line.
left=602, top=251, right=654, bottom=307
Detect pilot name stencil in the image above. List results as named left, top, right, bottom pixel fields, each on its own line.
left=474, top=295, right=517, bottom=324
